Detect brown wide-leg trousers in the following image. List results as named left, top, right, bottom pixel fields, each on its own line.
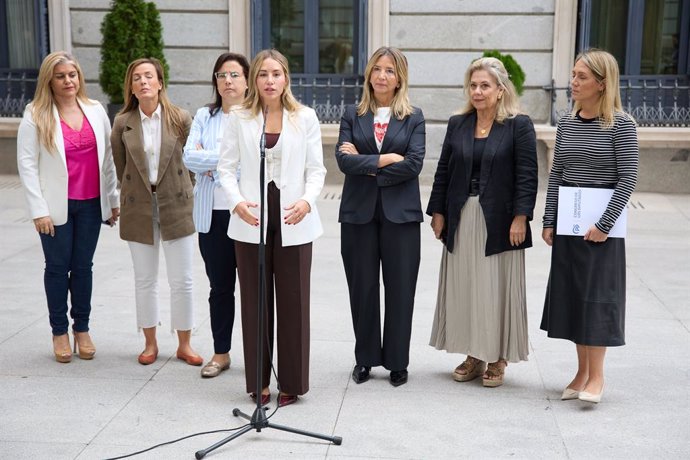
left=235, top=182, right=312, bottom=396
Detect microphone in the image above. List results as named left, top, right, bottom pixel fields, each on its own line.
left=260, top=106, right=268, bottom=159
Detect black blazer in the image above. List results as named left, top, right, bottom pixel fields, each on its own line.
left=426, top=112, right=538, bottom=256
left=336, top=105, right=425, bottom=224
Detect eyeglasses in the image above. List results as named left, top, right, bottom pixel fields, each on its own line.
left=215, top=71, right=242, bottom=80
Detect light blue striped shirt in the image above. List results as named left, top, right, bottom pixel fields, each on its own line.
left=183, top=106, right=234, bottom=233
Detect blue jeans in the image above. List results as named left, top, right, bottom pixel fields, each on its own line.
left=40, top=198, right=102, bottom=336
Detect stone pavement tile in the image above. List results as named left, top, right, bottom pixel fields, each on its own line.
left=89, top=384, right=340, bottom=458
left=653, top=288, right=690, bottom=320
left=333, top=387, right=565, bottom=459
left=552, top=396, right=690, bottom=458
left=0, top=442, right=85, bottom=460
left=0, top=375, right=146, bottom=444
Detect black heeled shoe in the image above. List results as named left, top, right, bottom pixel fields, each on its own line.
left=352, top=365, right=371, bottom=384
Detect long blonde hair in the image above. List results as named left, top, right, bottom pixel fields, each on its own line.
left=357, top=47, right=414, bottom=119
left=571, top=49, right=631, bottom=129
left=119, top=58, right=187, bottom=138
left=31, top=51, right=90, bottom=153
left=459, top=57, right=521, bottom=122
left=243, top=49, right=302, bottom=117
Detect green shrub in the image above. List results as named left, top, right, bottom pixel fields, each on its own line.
left=99, top=0, right=169, bottom=104
left=481, top=50, right=526, bottom=96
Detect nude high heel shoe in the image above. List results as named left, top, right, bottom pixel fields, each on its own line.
left=73, top=331, right=96, bottom=359
left=561, top=387, right=581, bottom=400
left=578, top=384, right=604, bottom=403
left=52, top=334, right=72, bottom=363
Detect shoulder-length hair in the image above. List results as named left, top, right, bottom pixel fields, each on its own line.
left=119, top=57, right=187, bottom=138
left=570, top=48, right=632, bottom=129
left=31, top=51, right=91, bottom=154
left=208, top=52, right=250, bottom=116
left=243, top=49, right=302, bottom=117
left=357, top=46, right=414, bottom=120
left=458, top=57, right=521, bottom=122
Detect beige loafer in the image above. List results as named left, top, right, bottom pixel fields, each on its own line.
left=200, top=360, right=230, bottom=378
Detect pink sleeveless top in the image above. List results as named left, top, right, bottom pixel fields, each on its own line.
left=61, top=116, right=100, bottom=200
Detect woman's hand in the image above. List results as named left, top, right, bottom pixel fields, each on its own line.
left=105, top=207, right=121, bottom=227
left=233, top=201, right=259, bottom=226
left=34, top=216, right=54, bottom=237
left=542, top=228, right=554, bottom=246
left=584, top=225, right=608, bottom=243
left=431, top=213, right=445, bottom=240
left=339, top=142, right=359, bottom=155
left=378, top=153, right=404, bottom=168
left=510, top=215, right=527, bottom=247
left=284, top=199, right=311, bottom=225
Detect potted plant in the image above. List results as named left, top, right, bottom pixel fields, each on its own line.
left=482, top=50, right=526, bottom=96
left=99, top=0, right=169, bottom=120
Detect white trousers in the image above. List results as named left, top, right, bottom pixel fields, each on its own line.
left=127, top=196, right=195, bottom=332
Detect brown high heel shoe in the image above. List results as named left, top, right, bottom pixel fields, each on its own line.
left=52, top=334, right=72, bottom=363
left=73, top=331, right=96, bottom=360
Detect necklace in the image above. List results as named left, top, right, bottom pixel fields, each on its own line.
left=477, top=119, right=493, bottom=135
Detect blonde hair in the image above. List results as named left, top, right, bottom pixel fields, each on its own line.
left=459, top=57, right=521, bottom=122
left=243, top=49, right=302, bottom=117
left=119, top=58, right=187, bottom=138
left=31, top=51, right=91, bottom=154
left=571, top=48, right=631, bottom=129
left=357, top=47, right=414, bottom=119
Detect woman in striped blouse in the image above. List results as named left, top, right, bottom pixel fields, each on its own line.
left=541, top=49, right=638, bottom=404
left=183, top=52, right=249, bottom=378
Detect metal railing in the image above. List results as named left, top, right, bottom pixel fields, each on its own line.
left=544, top=76, right=690, bottom=127
left=291, top=74, right=364, bottom=124
left=0, top=69, right=38, bottom=117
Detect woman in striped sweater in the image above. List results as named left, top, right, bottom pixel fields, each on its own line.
left=541, top=49, right=638, bottom=404
left=183, top=52, right=249, bottom=378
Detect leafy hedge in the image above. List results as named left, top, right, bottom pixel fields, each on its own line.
left=99, top=0, right=169, bottom=104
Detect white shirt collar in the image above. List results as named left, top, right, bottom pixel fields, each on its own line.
left=139, top=104, right=162, bottom=121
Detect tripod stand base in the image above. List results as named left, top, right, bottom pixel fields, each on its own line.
left=194, top=405, right=342, bottom=458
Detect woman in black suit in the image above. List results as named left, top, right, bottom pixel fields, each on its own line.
left=336, top=46, right=425, bottom=387
left=427, top=57, right=537, bottom=387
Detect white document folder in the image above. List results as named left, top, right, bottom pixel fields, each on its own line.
left=556, top=186, right=627, bottom=238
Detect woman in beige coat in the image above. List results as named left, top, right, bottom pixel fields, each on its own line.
left=111, top=57, right=201, bottom=366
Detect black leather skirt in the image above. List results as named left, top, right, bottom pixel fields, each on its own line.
left=540, top=186, right=626, bottom=346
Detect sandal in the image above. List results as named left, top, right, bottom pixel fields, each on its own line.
left=453, top=356, right=486, bottom=382
left=482, top=359, right=507, bottom=387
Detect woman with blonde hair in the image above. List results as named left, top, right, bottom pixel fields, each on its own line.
left=218, top=49, right=326, bottom=406
left=17, top=51, right=119, bottom=362
left=336, top=46, right=426, bottom=387
left=111, top=58, right=201, bottom=366
left=541, top=49, right=638, bottom=403
left=427, top=57, right=538, bottom=387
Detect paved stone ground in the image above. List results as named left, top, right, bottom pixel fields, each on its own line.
left=1, top=174, right=688, bottom=459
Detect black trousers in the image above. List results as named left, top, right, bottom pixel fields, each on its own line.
left=341, top=204, right=421, bottom=371
left=198, top=210, right=237, bottom=354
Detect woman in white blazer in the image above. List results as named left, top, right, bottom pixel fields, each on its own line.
left=16, top=51, right=119, bottom=363
left=218, top=49, right=326, bottom=407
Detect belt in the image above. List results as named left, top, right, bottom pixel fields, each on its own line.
left=468, top=178, right=480, bottom=196
left=150, top=184, right=157, bottom=193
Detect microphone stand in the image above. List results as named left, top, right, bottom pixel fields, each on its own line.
left=195, top=107, right=342, bottom=459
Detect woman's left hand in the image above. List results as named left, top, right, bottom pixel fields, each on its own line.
left=584, top=225, right=608, bottom=243
left=339, top=142, right=359, bottom=155
left=509, top=215, right=527, bottom=246
left=106, top=207, right=120, bottom=226
left=284, top=199, right=311, bottom=225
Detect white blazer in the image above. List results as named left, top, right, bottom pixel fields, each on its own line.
left=218, top=106, right=326, bottom=246
left=17, top=99, right=120, bottom=226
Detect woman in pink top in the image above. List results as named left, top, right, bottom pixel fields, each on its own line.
left=16, top=52, right=120, bottom=363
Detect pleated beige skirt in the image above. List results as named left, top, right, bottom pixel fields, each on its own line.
left=429, top=197, right=529, bottom=363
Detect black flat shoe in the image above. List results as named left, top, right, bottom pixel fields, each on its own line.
left=352, top=365, right=371, bottom=384
left=389, top=369, right=408, bottom=387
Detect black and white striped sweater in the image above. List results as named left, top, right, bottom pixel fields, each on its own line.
left=543, top=111, right=639, bottom=233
